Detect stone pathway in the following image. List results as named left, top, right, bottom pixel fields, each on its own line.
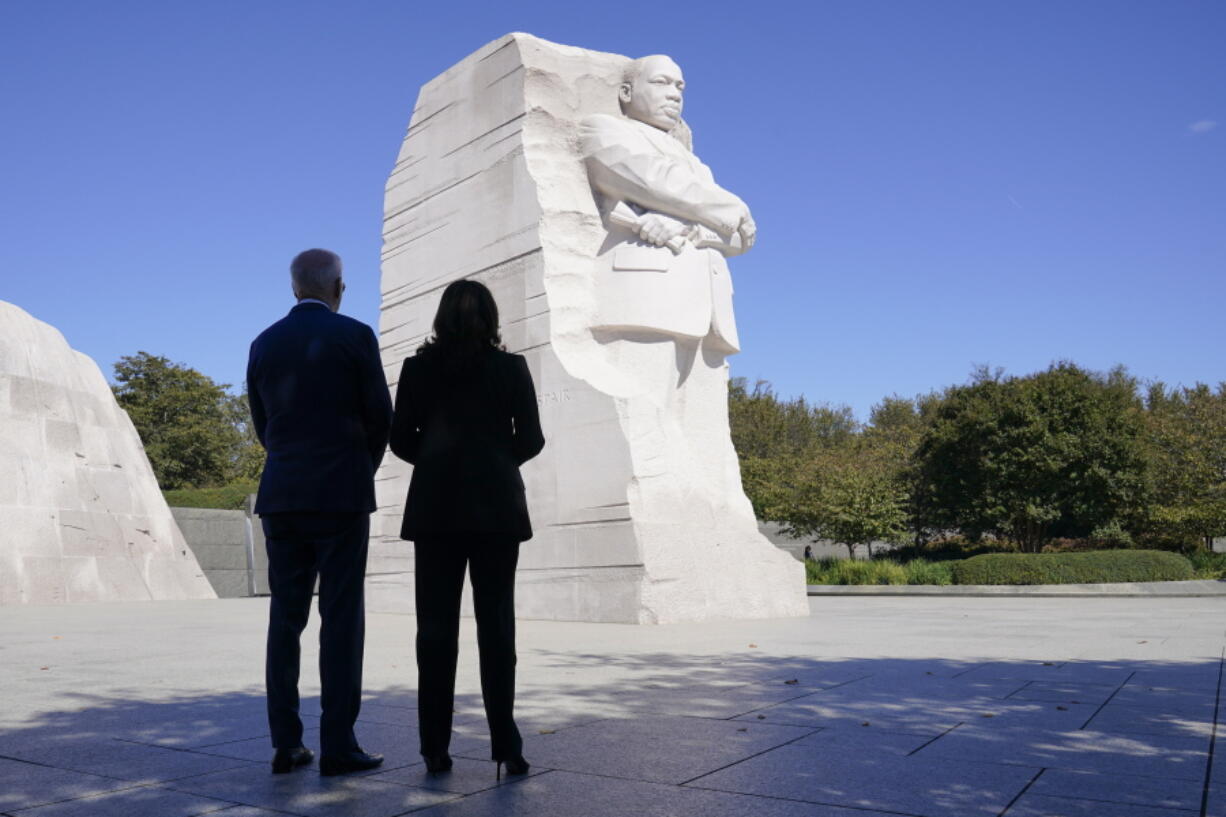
left=0, top=596, right=1222, bottom=816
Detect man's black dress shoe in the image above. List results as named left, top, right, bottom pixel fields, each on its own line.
left=271, top=746, right=314, bottom=774
left=319, top=749, right=384, bottom=777
left=422, top=753, right=453, bottom=775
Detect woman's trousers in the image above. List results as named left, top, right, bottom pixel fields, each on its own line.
left=414, top=536, right=522, bottom=761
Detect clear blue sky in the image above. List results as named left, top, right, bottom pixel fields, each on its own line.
left=3, top=1, right=1223, bottom=421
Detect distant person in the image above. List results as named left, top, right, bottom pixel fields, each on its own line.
left=390, top=279, right=544, bottom=779
left=804, top=545, right=814, bottom=561
left=247, top=248, right=393, bottom=777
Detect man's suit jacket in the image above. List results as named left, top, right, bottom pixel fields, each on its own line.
left=389, top=349, right=544, bottom=542
left=247, top=302, right=393, bottom=515
left=580, top=113, right=746, bottom=353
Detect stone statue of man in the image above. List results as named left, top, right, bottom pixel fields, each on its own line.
left=580, top=55, right=756, bottom=360
left=579, top=54, right=759, bottom=497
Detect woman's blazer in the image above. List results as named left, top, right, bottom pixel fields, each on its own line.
left=390, top=348, right=545, bottom=542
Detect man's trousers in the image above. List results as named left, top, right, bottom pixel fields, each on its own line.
left=263, top=511, right=369, bottom=757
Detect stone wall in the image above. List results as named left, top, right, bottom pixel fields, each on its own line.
left=170, top=504, right=268, bottom=598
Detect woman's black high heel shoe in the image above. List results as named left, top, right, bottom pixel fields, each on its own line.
left=423, top=753, right=453, bottom=776
left=495, top=756, right=529, bottom=781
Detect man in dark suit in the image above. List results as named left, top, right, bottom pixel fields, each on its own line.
left=247, top=248, right=393, bottom=776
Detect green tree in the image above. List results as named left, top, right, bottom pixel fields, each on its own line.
left=773, top=438, right=910, bottom=559
left=1143, top=382, right=1226, bottom=549
left=728, top=378, right=857, bottom=519
left=226, top=386, right=265, bottom=483
left=913, top=363, right=1149, bottom=552
left=112, top=352, right=255, bottom=489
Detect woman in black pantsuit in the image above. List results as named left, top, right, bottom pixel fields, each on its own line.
left=389, top=280, right=545, bottom=778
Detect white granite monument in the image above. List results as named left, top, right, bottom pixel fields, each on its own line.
left=369, top=34, right=808, bottom=623
left=0, top=301, right=215, bottom=604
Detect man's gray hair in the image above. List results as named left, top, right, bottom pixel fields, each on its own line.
left=290, top=248, right=342, bottom=299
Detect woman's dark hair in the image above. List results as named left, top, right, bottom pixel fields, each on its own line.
left=417, top=279, right=503, bottom=366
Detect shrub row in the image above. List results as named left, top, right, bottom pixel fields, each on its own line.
left=162, top=481, right=258, bottom=511
left=805, top=549, right=1198, bottom=585
left=950, top=550, right=1193, bottom=585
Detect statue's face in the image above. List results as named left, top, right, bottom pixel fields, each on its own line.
left=621, top=56, right=684, bottom=131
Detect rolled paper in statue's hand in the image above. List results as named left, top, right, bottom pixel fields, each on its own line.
left=607, top=201, right=686, bottom=255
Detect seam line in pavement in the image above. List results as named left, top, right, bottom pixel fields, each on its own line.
left=1200, top=647, right=1225, bottom=817
left=676, top=729, right=819, bottom=786
left=997, top=767, right=1044, bottom=816
left=0, top=752, right=62, bottom=770
left=722, top=675, right=874, bottom=719
left=906, top=721, right=964, bottom=756
left=1078, top=669, right=1137, bottom=730
left=951, top=662, right=989, bottom=678
left=112, top=736, right=250, bottom=753
left=1003, top=680, right=1034, bottom=700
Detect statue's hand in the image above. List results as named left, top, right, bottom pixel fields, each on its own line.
left=736, top=213, right=757, bottom=251
left=637, top=213, right=692, bottom=247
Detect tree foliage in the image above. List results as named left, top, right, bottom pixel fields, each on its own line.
left=730, top=379, right=906, bottom=556
left=112, top=352, right=259, bottom=490
left=730, top=362, right=1222, bottom=557
left=912, top=363, right=1148, bottom=552
left=1143, top=382, right=1226, bottom=548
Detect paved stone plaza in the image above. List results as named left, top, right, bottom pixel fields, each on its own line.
left=1, top=595, right=1223, bottom=816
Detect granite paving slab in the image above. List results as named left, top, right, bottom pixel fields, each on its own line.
left=1026, top=767, right=1203, bottom=811
left=457, top=715, right=812, bottom=785
left=163, top=763, right=459, bottom=817
left=1111, top=682, right=1220, bottom=716
left=2, top=739, right=254, bottom=784
left=957, top=661, right=1134, bottom=686
left=1129, top=663, right=1223, bottom=691
left=1002, top=793, right=1198, bottom=816
left=1208, top=787, right=1226, bottom=817
left=1004, top=681, right=1120, bottom=705
left=1083, top=701, right=1215, bottom=739
left=410, top=768, right=899, bottom=817
left=3, top=596, right=1223, bottom=816
left=0, top=758, right=135, bottom=812
left=793, top=725, right=936, bottom=755
left=593, top=681, right=819, bottom=719
left=974, top=701, right=1099, bottom=729
left=189, top=729, right=323, bottom=765
left=916, top=723, right=1208, bottom=779
left=369, top=755, right=547, bottom=794
left=8, top=785, right=238, bottom=817
left=831, top=674, right=1027, bottom=700
left=733, top=689, right=991, bottom=735
left=688, top=741, right=1039, bottom=817
left=0, top=695, right=303, bottom=756
left=190, top=721, right=484, bottom=776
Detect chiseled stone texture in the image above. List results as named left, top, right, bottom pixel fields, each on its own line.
left=0, top=301, right=215, bottom=604
left=370, top=32, right=807, bottom=624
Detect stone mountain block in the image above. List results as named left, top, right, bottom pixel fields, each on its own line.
left=0, top=301, right=215, bottom=604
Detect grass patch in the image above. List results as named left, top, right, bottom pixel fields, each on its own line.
left=1187, top=549, right=1226, bottom=580
left=162, top=481, right=258, bottom=511
left=902, top=559, right=955, bottom=585
left=806, top=557, right=954, bottom=586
